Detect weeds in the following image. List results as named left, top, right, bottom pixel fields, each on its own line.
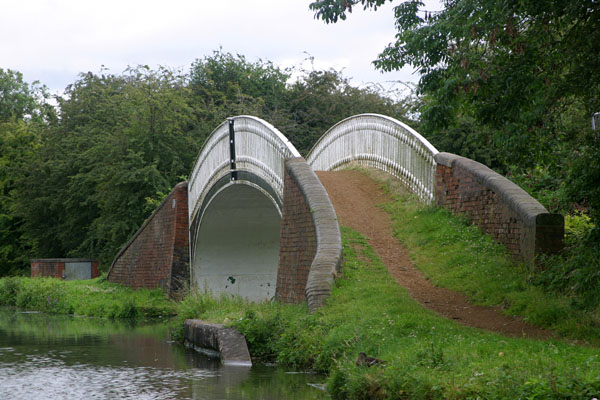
left=0, top=276, right=175, bottom=320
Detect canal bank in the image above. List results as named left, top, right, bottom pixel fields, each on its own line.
left=2, top=221, right=600, bottom=398
left=0, top=308, right=327, bottom=400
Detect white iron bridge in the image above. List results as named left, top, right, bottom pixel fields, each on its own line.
left=188, top=113, right=438, bottom=302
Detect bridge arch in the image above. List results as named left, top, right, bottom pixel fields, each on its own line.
left=188, top=116, right=300, bottom=300
left=307, top=113, right=439, bottom=203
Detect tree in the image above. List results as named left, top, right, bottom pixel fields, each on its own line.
left=0, top=69, right=55, bottom=275
left=189, top=50, right=411, bottom=155
left=189, top=50, right=291, bottom=134
left=13, top=66, right=199, bottom=267
left=284, top=68, right=412, bottom=154
left=0, top=68, right=55, bottom=123
left=310, top=0, right=600, bottom=221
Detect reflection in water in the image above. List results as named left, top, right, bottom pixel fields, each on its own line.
left=0, top=309, right=328, bottom=400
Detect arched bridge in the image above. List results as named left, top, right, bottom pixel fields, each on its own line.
left=108, top=113, right=563, bottom=311
left=187, top=116, right=299, bottom=302
left=186, top=114, right=440, bottom=307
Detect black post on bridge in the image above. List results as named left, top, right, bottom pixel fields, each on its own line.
left=228, top=118, right=237, bottom=181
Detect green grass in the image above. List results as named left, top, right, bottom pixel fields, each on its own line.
left=380, top=191, right=600, bottom=342
left=176, top=227, right=600, bottom=399
left=0, top=275, right=175, bottom=319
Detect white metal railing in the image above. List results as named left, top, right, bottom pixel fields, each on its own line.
left=188, top=115, right=300, bottom=223
left=306, top=114, right=439, bottom=203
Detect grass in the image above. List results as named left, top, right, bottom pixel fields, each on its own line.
left=0, top=275, right=175, bottom=319
left=366, top=170, right=600, bottom=343
left=174, top=227, right=600, bottom=399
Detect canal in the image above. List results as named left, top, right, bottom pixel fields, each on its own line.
left=0, top=309, right=328, bottom=399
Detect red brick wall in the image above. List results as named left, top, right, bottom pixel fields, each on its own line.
left=108, top=182, right=190, bottom=297
left=276, top=162, right=317, bottom=304
left=31, top=260, right=65, bottom=278
left=91, top=261, right=100, bottom=279
left=170, top=184, right=191, bottom=297
left=434, top=153, right=563, bottom=265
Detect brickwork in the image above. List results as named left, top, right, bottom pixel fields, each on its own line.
left=31, top=260, right=65, bottom=279
left=107, top=182, right=190, bottom=298
left=276, top=163, right=318, bottom=304
left=276, top=158, right=343, bottom=312
left=30, top=259, right=99, bottom=280
left=434, top=152, right=563, bottom=265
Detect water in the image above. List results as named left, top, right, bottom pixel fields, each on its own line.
left=0, top=309, right=328, bottom=399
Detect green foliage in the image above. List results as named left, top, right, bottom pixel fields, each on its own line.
left=0, top=69, right=53, bottom=276
left=189, top=49, right=411, bottom=155
left=11, top=66, right=199, bottom=267
left=310, top=0, right=600, bottom=224
left=533, top=240, right=600, bottom=312
left=0, top=276, right=175, bottom=319
left=235, top=309, right=286, bottom=362
left=190, top=50, right=290, bottom=128
left=172, top=289, right=309, bottom=362
left=0, top=276, right=21, bottom=306
left=284, top=68, right=412, bottom=155
left=564, top=130, right=600, bottom=224
left=505, top=164, right=568, bottom=214
left=564, top=211, right=595, bottom=247
left=0, top=68, right=55, bottom=123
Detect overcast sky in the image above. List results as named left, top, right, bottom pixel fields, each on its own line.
left=1, top=0, right=443, bottom=97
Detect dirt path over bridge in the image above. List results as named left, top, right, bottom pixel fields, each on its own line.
left=317, top=169, right=553, bottom=340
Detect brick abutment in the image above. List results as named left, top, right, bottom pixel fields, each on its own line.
left=107, top=181, right=190, bottom=299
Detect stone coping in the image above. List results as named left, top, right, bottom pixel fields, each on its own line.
left=435, top=152, right=550, bottom=226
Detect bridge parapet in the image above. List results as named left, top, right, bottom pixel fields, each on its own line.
left=307, top=114, right=439, bottom=203
left=435, top=152, right=564, bottom=265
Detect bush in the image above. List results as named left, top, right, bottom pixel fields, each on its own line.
left=564, top=211, right=595, bottom=247
left=0, top=276, right=23, bottom=306
left=534, top=238, right=600, bottom=310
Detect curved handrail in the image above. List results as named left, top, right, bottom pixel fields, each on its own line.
left=188, top=115, right=300, bottom=223
left=306, top=113, right=439, bottom=203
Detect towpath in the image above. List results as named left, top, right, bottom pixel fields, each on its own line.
left=317, top=170, right=553, bottom=339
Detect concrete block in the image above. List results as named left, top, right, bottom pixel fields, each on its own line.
left=184, top=319, right=252, bottom=366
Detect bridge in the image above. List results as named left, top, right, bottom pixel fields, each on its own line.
left=107, top=114, right=563, bottom=312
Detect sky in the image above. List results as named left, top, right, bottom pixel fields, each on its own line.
left=1, top=0, right=443, bottom=98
